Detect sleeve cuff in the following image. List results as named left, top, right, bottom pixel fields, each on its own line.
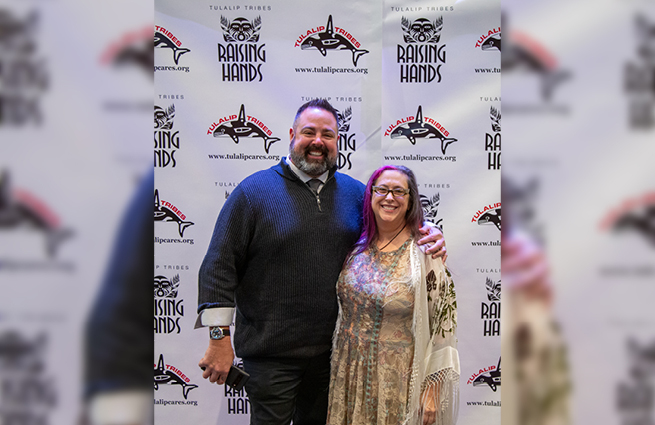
left=89, top=390, right=151, bottom=425
left=194, top=307, right=234, bottom=329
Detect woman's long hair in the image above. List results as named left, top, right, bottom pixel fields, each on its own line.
left=353, top=165, right=424, bottom=255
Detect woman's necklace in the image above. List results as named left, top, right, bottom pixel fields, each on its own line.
left=378, top=223, right=407, bottom=251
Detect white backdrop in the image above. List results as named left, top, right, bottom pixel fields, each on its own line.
left=154, top=0, right=500, bottom=423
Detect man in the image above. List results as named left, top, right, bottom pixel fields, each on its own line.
left=196, top=99, right=445, bottom=424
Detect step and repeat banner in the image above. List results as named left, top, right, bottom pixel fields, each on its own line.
left=154, top=0, right=500, bottom=423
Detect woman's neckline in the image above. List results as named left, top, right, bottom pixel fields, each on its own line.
left=374, top=237, right=412, bottom=255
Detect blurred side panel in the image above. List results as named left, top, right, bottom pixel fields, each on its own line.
left=502, top=0, right=655, bottom=424
left=0, top=0, right=152, bottom=423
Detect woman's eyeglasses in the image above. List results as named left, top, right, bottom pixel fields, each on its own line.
left=372, top=186, right=410, bottom=198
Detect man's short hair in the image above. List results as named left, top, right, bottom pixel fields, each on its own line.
left=293, top=99, right=340, bottom=130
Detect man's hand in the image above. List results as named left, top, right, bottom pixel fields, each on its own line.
left=417, top=224, right=447, bottom=261
left=198, top=338, right=235, bottom=385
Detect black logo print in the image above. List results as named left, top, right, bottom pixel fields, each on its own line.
left=154, top=354, right=198, bottom=399
left=613, top=204, right=655, bottom=247
left=485, top=277, right=501, bottom=301
left=0, top=9, right=48, bottom=126
left=337, top=106, right=352, bottom=133
left=154, top=190, right=194, bottom=237
left=154, top=104, right=179, bottom=168
left=154, top=104, right=175, bottom=130
left=300, top=15, right=369, bottom=67
left=154, top=29, right=190, bottom=65
left=111, top=31, right=153, bottom=77
left=502, top=15, right=569, bottom=102
left=0, top=331, right=45, bottom=370
left=211, top=104, right=280, bottom=153
left=154, top=274, right=184, bottom=334
left=221, top=16, right=261, bottom=42
left=0, top=170, right=73, bottom=257
left=481, top=278, right=500, bottom=337
left=397, top=16, right=446, bottom=83
left=217, top=16, right=266, bottom=82
left=401, top=16, right=442, bottom=43
left=390, top=105, right=457, bottom=154
left=473, top=358, right=502, bottom=391
left=486, top=107, right=501, bottom=170
left=420, top=193, right=443, bottom=229
left=0, top=331, right=57, bottom=421
left=154, top=274, right=180, bottom=298
left=482, top=35, right=501, bottom=51
left=336, top=106, right=358, bottom=170
left=478, top=208, right=501, bottom=231
left=625, top=15, right=655, bottom=128
left=617, top=339, right=655, bottom=422
left=490, top=106, right=501, bottom=132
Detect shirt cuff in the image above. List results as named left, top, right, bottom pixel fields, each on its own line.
left=194, top=307, right=234, bottom=329
left=89, top=390, right=151, bottom=425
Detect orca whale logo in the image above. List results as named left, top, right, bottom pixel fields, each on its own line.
left=155, top=274, right=180, bottom=298
left=481, top=35, right=501, bottom=52
left=478, top=208, right=501, bottom=231
left=220, top=15, right=262, bottom=42
left=612, top=205, right=655, bottom=247
left=420, top=193, right=443, bottom=229
left=485, top=277, right=501, bottom=302
left=472, top=358, right=501, bottom=392
left=401, top=16, right=442, bottom=44
left=154, top=30, right=190, bottom=65
left=212, top=104, right=280, bottom=154
left=154, top=190, right=194, bottom=237
left=502, top=15, right=569, bottom=102
left=154, top=354, right=198, bottom=400
left=300, top=15, right=369, bottom=66
left=113, top=40, right=153, bottom=77
left=390, top=105, right=457, bottom=154
left=0, top=170, right=73, bottom=257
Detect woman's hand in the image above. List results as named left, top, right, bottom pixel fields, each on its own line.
left=421, top=385, right=438, bottom=425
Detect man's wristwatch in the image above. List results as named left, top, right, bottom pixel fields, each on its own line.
left=209, top=326, right=230, bottom=340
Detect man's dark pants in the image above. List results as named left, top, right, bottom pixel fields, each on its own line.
left=242, top=351, right=331, bottom=425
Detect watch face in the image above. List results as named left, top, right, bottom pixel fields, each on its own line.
left=210, top=328, right=224, bottom=339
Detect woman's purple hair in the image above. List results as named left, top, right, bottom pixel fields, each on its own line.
left=353, top=165, right=424, bottom=255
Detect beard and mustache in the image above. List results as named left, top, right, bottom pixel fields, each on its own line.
left=289, top=138, right=338, bottom=177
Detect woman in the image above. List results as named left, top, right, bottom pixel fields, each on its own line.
left=327, top=165, right=459, bottom=425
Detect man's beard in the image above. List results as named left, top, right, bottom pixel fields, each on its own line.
left=289, top=139, right=337, bottom=177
